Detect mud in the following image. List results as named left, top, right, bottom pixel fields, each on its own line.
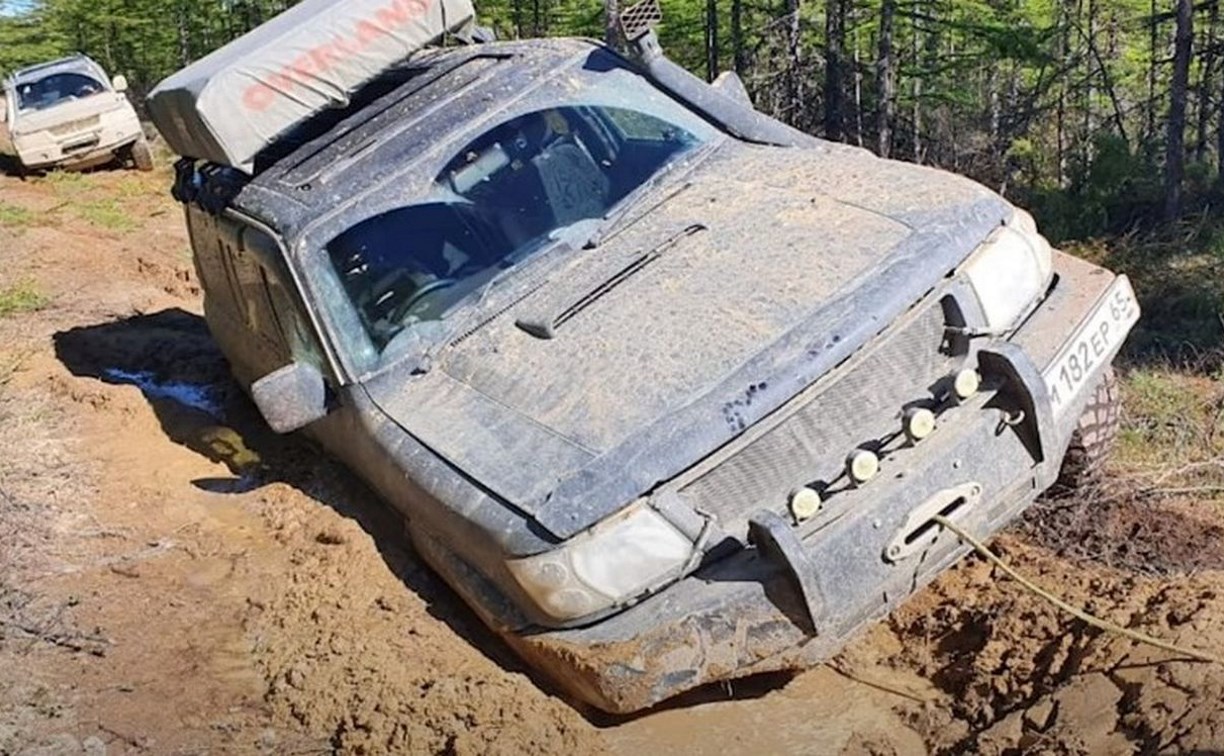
left=1, top=167, right=1223, bottom=754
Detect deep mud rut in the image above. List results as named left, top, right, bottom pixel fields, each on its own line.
left=1, top=167, right=1223, bottom=755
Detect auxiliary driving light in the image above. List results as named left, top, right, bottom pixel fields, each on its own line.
left=846, top=449, right=880, bottom=485
left=954, top=368, right=981, bottom=400
left=903, top=407, right=937, bottom=443
left=789, top=487, right=822, bottom=521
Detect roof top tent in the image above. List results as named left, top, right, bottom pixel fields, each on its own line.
left=147, top=0, right=478, bottom=174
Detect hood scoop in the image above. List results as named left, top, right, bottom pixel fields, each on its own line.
left=516, top=223, right=707, bottom=340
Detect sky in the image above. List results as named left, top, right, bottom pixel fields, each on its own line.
left=0, top=1, right=35, bottom=17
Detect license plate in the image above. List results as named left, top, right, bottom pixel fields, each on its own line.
left=1043, top=275, right=1139, bottom=418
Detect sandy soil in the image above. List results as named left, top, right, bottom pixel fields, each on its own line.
left=1, top=165, right=1222, bottom=755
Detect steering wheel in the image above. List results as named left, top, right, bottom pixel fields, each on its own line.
left=386, top=277, right=457, bottom=324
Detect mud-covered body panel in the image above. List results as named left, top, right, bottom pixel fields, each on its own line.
left=428, top=252, right=1130, bottom=712
left=168, top=34, right=1138, bottom=713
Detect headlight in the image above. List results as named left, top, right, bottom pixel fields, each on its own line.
left=507, top=506, right=695, bottom=622
left=962, top=208, right=1054, bottom=331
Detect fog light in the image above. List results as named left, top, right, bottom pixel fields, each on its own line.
left=903, top=407, right=936, bottom=442
left=954, top=369, right=981, bottom=400
left=789, top=487, right=822, bottom=521
left=846, top=449, right=880, bottom=484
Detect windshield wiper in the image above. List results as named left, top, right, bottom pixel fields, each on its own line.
left=407, top=142, right=722, bottom=365
left=414, top=226, right=593, bottom=368
left=584, top=139, right=721, bottom=248
left=516, top=222, right=708, bottom=340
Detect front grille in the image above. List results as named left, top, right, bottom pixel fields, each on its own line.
left=49, top=115, right=101, bottom=136
left=63, top=137, right=100, bottom=154
left=680, top=296, right=959, bottom=530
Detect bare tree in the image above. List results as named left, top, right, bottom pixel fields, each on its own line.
left=876, top=0, right=895, bottom=157
left=824, top=0, right=845, bottom=140
left=784, top=0, right=802, bottom=123
left=731, top=0, right=746, bottom=73
left=605, top=0, right=623, bottom=49
left=1194, top=0, right=1218, bottom=162
left=1166, top=0, right=1193, bottom=221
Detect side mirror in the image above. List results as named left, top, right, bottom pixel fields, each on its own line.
left=251, top=362, right=328, bottom=434
left=712, top=71, right=752, bottom=107
left=112, top=75, right=129, bottom=93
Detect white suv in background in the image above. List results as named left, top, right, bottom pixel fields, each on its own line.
left=0, top=54, right=152, bottom=173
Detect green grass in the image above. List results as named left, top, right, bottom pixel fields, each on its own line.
left=40, top=170, right=93, bottom=196
left=1065, top=215, right=1224, bottom=365
left=1115, top=366, right=1224, bottom=471
left=0, top=201, right=34, bottom=229
left=0, top=280, right=49, bottom=318
left=75, top=200, right=136, bottom=231
left=1062, top=221, right=1224, bottom=484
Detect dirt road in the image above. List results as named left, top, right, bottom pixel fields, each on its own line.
left=2, top=166, right=1223, bottom=754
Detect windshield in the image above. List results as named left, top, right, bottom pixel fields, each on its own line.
left=15, top=72, right=107, bottom=111
left=321, top=61, right=720, bottom=366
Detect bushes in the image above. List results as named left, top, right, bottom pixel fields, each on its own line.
left=1019, top=134, right=1164, bottom=244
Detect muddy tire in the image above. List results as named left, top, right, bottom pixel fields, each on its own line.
left=130, top=137, right=155, bottom=172
left=1053, top=366, right=1120, bottom=494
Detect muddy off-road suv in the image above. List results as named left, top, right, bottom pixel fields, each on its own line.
left=148, top=0, right=1139, bottom=712
left=0, top=54, right=153, bottom=173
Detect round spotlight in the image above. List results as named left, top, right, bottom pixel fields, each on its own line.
left=789, top=487, right=822, bottom=521
left=903, top=407, right=937, bottom=442
left=846, top=449, right=880, bottom=485
left=954, top=368, right=981, bottom=400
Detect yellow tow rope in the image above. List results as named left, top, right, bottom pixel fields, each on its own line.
left=930, top=514, right=1224, bottom=665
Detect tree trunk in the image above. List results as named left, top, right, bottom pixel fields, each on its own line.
left=605, top=0, right=623, bottom=49
left=911, top=0, right=923, bottom=163
left=1195, top=0, right=1218, bottom=162
left=824, top=0, right=845, bottom=141
left=1083, top=0, right=1097, bottom=167
left=785, top=0, right=802, bottom=124
left=876, top=0, right=895, bottom=158
left=177, top=1, right=191, bottom=65
left=853, top=24, right=864, bottom=146
left=731, top=0, right=746, bottom=73
left=706, top=0, right=719, bottom=82
left=1166, top=0, right=1193, bottom=221
left=1148, top=0, right=1159, bottom=146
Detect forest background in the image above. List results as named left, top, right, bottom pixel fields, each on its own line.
left=0, top=0, right=1219, bottom=357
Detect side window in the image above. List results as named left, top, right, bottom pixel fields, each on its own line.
left=264, top=273, right=327, bottom=373
left=190, top=211, right=329, bottom=379
left=228, top=243, right=280, bottom=346
left=603, top=108, right=684, bottom=142
left=186, top=209, right=243, bottom=318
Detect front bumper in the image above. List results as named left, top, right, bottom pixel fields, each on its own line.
left=432, top=253, right=1134, bottom=713
left=13, top=113, right=141, bottom=171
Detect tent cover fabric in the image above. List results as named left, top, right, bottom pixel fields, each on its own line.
left=148, top=0, right=477, bottom=173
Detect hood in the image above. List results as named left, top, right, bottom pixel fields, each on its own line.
left=367, top=141, right=1012, bottom=538
left=12, top=94, right=128, bottom=135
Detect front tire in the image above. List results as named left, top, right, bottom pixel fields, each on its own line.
left=129, top=137, right=154, bottom=172
left=1053, top=366, right=1120, bottom=494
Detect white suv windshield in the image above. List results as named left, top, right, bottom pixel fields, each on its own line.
left=322, top=66, right=719, bottom=364
left=16, top=72, right=106, bottom=111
